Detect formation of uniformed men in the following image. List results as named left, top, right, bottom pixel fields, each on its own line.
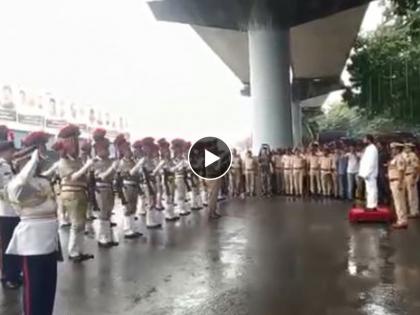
left=1, top=123, right=420, bottom=315
left=0, top=124, right=224, bottom=315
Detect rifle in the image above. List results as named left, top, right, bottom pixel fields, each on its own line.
left=114, top=172, right=128, bottom=205
left=183, top=168, right=192, bottom=192
left=142, top=166, right=156, bottom=196
left=87, top=169, right=100, bottom=211
left=163, top=169, right=171, bottom=196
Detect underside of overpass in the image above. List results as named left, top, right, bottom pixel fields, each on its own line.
left=147, top=0, right=370, bottom=149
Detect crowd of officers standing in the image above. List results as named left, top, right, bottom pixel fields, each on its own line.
left=229, top=142, right=363, bottom=199
left=228, top=140, right=420, bottom=228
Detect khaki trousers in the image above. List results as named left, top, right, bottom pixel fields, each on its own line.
left=293, top=169, right=304, bottom=196
left=95, top=187, right=115, bottom=221
left=391, top=181, right=407, bottom=225
left=405, top=175, right=419, bottom=216
left=123, top=185, right=139, bottom=216
left=61, top=190, right=88, bottom=257
left=208, top=179, right=222, bottom=215
left=229, top=169, right=242, bottom=196
left=309, top=169, right=321, bottom=195
left=283, top=170, right=293, bottom=195
left=245, top=170, right=255, bottom=195
left=320, top=171, right=332, bottom=196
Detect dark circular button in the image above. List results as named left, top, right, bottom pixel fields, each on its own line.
left=188, top=137, right=232, bottom=180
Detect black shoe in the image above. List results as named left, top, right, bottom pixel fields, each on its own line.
left=165, top=217, right=180, bottom=222
left=98, top=242, right=113, bottom=248
left=69, top=253, right=94, bottom=263
left=147, top=224, right=162, bottom=229
left=2, top=280, right=20, bottom=290
left=110, top=241, right=120, bottom=246
left=110, top=222, right=117, bottom=227
left=191, top=207, right=203, bottom=211
left=124, top=232, right=142, bottom=239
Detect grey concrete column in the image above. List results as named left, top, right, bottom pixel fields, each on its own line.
left=249, top=27, right=293, bottom=152
left=291, top=101, right=302, bottom=147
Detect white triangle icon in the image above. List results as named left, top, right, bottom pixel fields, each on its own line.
left=205, top=149, right=220, bottom=168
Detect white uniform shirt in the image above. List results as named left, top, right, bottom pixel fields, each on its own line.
left=6, top=151, right=59, bottom=256
left=346, top=153, right=359, bottom=174
left=358, top=144, right=379, bottom=179
left=0, top=158, right=17, bottom=217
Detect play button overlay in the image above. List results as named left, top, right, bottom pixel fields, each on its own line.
left=188, top=137, right=232, bottom=180
left=205, top=150, right=220, bottom=167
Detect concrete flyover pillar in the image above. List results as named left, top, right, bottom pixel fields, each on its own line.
left=249, top=26, right=293, bottom=152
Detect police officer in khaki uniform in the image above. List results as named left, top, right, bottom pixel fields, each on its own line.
left=282, top=149, right=293, bottom=195
left=170, top=139, right=191, bottom=215
left=132, top=140, right=147, bottom=217
left=153, top=140, right=179, bottom=221
left=229, top=148, right=242, bottom=197
left=92, top=129, right=118, bottom=247
left=308, top=144, right=321, bottom=195
left=115, top=135, right=142, bottom=238
left=292, top=148, right=305, bottom=196
left=403, top=143, right=420, bottom=218
left=244, top=150, right=256, bottom=196
left=319, top=149, right=333, bottom=197
left=55, top=124, right=94, bottom=263
left=330, top=147, right=339, bottom=198
left=388, top=143, right=408, bottom=229
left=131, top=138, right=162, bottom=229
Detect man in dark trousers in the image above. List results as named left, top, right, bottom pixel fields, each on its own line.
left=377, top=141, right=390, bottom=205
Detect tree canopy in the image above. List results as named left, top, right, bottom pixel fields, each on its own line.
left=343, top=0, right=420, bottom=127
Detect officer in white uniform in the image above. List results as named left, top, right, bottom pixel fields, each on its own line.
left=0, top=139, right=21, bottom=289
left=6, top=132, right=60, bottom=315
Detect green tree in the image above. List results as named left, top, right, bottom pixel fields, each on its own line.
left=344, top=1, right=420, bottom=124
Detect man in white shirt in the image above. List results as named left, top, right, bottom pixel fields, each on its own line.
left=0, top=139, right=21, bottom=289
left=346, top=145, right=360, bottom=200
left=6, top=131, right=59, bottom=315
left=358, top=135, right=379, bottom=210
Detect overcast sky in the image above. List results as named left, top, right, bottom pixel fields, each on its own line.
left=0, top=0, right=383, bottom=143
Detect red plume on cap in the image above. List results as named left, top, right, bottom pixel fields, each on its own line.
left=58, top=124, right=80, bottom=139
left=22, top=131, right=50, bottom=147
left=92, top=128, right=107, bottom=142
left=0, top=125, right=9, bottom=141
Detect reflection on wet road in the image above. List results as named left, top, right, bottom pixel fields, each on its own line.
left=2, top=197, right=420, bottom=314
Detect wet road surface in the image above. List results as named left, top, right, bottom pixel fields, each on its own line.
left=2, top=197, right=420, bottom=315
